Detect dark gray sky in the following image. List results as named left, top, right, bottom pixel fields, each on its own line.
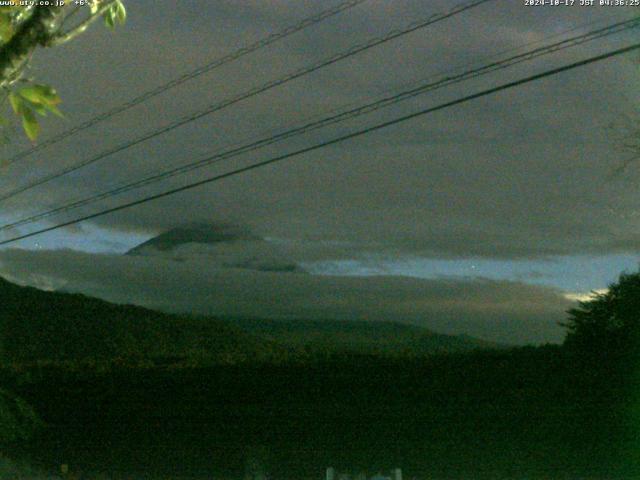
left=0, top=0, right=639, bottom=344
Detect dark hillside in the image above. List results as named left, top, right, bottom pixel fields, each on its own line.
left=0, top=277, right=268, bottom=363
left=0, top=277, right=494, bottom=364
left=229, top=317, right=500, bottom=356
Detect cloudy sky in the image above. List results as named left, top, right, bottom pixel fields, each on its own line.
left=0, top=0, right=639, bottom=344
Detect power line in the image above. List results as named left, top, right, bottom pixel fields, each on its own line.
left=2, top=0, right=370, bottom=166
left=2, top=15, right=637, bottom=232
left=0, top=0, right=493, bottom=203
left=1, top=41, right=637, bottom=246
left=370, top=10, right=635, bottom=104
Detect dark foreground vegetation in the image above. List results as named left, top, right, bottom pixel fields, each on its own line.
left=1, top=347, right=638, bottom=479
left=0, top=271, right=639, bottom=479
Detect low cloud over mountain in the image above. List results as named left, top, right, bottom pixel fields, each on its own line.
left=126, top=223, right=306, bottom=273
left=0, top=225, right=572, bottom=344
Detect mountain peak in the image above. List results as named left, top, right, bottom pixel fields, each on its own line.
left=127, top=223, right=259, bottom=255
left=126, top=223, right=306, bottom=273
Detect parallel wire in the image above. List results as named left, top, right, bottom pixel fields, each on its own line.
left=0, top=0, right=493, bottom=203
left=2, top=16, right=637, bottom=232
left=1, top=41, right=638, bottom=246
left=2, top=0, right=370, bottom=166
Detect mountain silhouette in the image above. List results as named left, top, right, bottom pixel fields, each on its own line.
left=127, top=223, right=306, bottom=273
left=127, top=223, right=259, bottom=254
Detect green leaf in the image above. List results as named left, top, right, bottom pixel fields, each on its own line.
left=103, top=9, right=115, bottom=29
left=8, top=92, right=24, bottom=115
left=44, top=103, right=64, bottom=118
left=0, top=14, right=14, bottom=43
left=115, top=1, right=126, bottom=24
left=103, top=1, right=126, bottom=30
left=31, top=103, right=48, bottom=116
left=21, top=107, right=39, bottom=141
left=19, top=84, right=61, bottom=106
left=7, top=84, right=63, bottom=140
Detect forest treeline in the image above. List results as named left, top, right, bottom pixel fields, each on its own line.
left=0, top=276, right=495, bottom=369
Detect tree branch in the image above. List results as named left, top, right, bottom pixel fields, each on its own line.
left=50, top=1, right=118, bottom=46
left=0, top=6, right=65, bottom=88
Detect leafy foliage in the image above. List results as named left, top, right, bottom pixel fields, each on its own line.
left=0, top=387, right=41, bottom=445
left=8, top=84, right=62, bottom=140
left=562, top=270, right=640, bottom=353
left=0, top=6, right=30, bottom=43
left=101, top=0, right=126, bottom=29
left=0, top=2, right=126, bottom=141
left=5, top=345, right=636, bottom=478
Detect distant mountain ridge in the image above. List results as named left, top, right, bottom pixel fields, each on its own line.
left=0, top=276, right=497, bottom=364
left=228, top=317, right=501, bottom=356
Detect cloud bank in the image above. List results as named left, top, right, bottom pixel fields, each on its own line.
left=1, top=1, right=638, bottom=262
left=0, top=247, right=572, bottom=344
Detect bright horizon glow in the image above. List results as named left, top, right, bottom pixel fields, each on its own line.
left=563, top=289, right=609, bottom=302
